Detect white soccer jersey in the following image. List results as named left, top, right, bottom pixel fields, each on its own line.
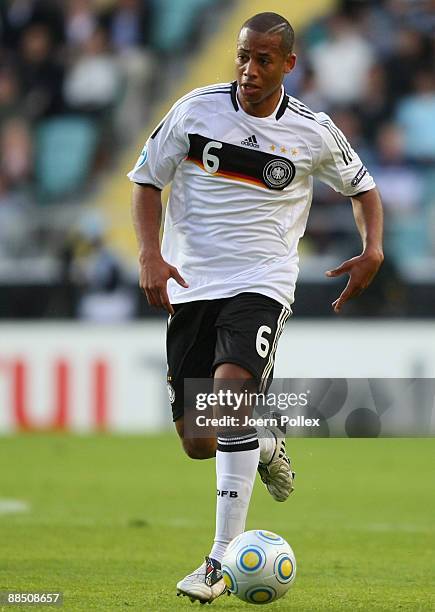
left=128, top=82, right=375, bottom=309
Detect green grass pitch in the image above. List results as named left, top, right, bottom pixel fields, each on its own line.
left=0, top=435, right=434, bottom=611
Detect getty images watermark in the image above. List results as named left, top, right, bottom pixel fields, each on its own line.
left=194, top=389, right=318, bottom=429
left=182, top=378, right=435, bottom=438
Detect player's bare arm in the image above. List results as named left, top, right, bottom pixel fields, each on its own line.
left=326, top=188, right=384, bottom=313
left=131, top=183, right=188, bottom=315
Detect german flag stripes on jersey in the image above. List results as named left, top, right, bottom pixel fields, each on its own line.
left=186, top=133, right=296, bottom=190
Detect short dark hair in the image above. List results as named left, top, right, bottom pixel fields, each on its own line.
left=240, top=12, right=295, bottom=55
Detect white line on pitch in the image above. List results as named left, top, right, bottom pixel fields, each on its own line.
left=0, top=499, right=30, bottom=515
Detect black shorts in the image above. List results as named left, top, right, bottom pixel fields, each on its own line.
left=166, top=292, right=290, bottom=421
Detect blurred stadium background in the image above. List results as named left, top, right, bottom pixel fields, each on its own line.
left=0, top=0, right=435, bottom=433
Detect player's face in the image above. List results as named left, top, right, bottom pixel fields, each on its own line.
left=236, top=28, right=296, bottom=116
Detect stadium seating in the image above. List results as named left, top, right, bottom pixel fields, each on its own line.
left=151, top=0, right=218, bottom=52
left=35, top=116, right=98, bottom=201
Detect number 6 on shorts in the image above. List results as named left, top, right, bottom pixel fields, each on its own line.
left=256, top=325, right=272, bottom=358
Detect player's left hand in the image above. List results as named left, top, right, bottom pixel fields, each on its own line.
left=325, top=249, right=384, bottom=313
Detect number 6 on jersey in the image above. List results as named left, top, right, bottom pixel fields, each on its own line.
left=202, top=141, right=222, bottom=174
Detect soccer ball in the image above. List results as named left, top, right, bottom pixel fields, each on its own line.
left=222, top=530, right=296, bottom=605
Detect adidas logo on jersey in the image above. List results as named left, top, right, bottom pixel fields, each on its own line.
left=241, top=134, right=260, bottom=148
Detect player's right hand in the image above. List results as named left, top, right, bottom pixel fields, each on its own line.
left=139, top=255, right=188, bottom=315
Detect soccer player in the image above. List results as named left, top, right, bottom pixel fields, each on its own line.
left=129, top=12, right=384, bottom=604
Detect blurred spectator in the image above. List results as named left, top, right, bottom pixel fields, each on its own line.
left=309, top=13, right=375, bottom=106
left=395, top=70, right=435, bottom=164
left=357, top=65, right=392, bottom=142
left=77, top=263, right=137, bottom=322
left=383, top=29, right=432, bottom=101
left=385, top=0, right=435, bottom=35
left=63, top=26, right=122, bottom=115
left=101, top=0, right=153, bottom=52
left=69, top=212, right=136, bottom=322
left=0, top=0, right=64, bottom=48
left=64, top=0, right=99, bottom=49
left=0, top=171, right=33, bottom=258
left=291, top=65, right=326, bottom=112
left=373, top=121, right=430, bottom=263
left=373, top=123, right=423, bottom=214
left=0, top=67, right=20, bottom=122
left=348, top=2, right=397, bottom=57
left=101, top=0, right=155, bottom=141
left=18, top=23, right=65, bottom=120
left=0, top=117, right=32, bottom=186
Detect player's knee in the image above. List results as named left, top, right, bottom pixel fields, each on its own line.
left=182, top=438, right=216, bottom=460
left=214, top=363, right=253, bottom=380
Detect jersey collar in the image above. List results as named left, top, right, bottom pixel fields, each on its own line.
left=230, top=81, right=289, bottom=121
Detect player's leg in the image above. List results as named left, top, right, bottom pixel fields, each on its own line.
left=209, top=362, right=260, bottom=564
left=166, top=300, right=219, bottom=460
left=177, top=362, right=256, bottom=603
left=168, top=301, right=230, bottom=602
left=174, top=416, right=216, bottom=460
left=214, top=293, right=294, bottom=502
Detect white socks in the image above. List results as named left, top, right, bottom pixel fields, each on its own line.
left=209, top=432, right=260, bottom=563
